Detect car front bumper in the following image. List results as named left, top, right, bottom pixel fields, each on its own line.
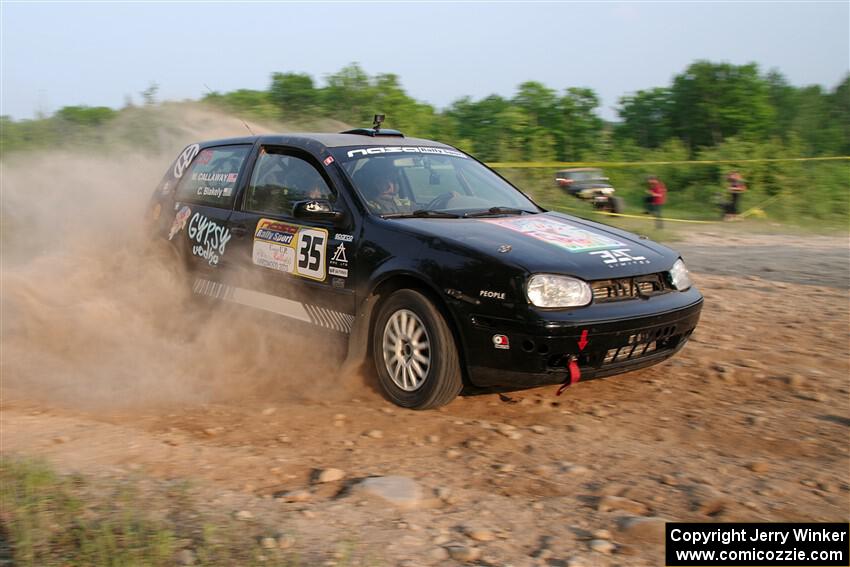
left=461, top=289, right=703, bottom=389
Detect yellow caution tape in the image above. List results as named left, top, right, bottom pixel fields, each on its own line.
left=554, top=206, right=718, bottom=224
left=738, top=194, right=784, bottom=218
left=553, top=192, right=787, bottom=225
left=487, top=156, right=850, bottom=169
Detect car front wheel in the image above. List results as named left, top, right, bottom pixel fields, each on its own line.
left=372, top=289, right=462, bottom=409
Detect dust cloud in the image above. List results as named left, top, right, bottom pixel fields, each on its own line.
left=1, top=106, right=357, bottom=410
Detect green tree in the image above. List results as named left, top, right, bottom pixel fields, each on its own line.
left=764, top=69, right=797, bottom=141
left=370, top=73, right=439, bottom=135
left=513, top=81, right=560, bottom=128
left=513, top=81, right=562, bottom=160
left=269, top=72, right=318, bottom=116
left=670, top=61, right=775, bottom=151
left=791, top=85, right=841, bottom=156
left=445, top=95, right=512, bottom=161
left=493, top=106, right=529, bottom=161
left=526, top=128, right=557, bottom=162
left=615, top=87, right=673, bottom=149
left=320, top=63, right=374, bottom=125
left=560, top=87, right=604, bottom=160
left=829, top=74, right=850, bottom=155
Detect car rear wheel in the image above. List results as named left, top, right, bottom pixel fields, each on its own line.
left=609, top=196, right=625, bottom=214
left=372, top=289, right=462, bottom=409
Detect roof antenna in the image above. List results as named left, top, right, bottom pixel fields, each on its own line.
left=372, top=114, right=385, bottom=135
left=203, top=82, right=255, bottom=136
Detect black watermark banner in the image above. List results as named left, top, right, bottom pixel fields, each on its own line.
left=666, top=523, right=849, bottom=566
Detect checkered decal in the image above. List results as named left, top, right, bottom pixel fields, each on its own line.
left=303, top=303, right=355, bottom=334
left=193, top=278, right=354, bottom=334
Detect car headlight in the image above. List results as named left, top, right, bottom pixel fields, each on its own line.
left=669, top=259, right=692, bottom=291
left=527, top=274, right=592, bottom=308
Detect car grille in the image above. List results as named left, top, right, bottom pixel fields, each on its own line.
left=544, top=326, right=695, bottom=373
left=591, top=273, right=670, bottom=303
left=602, top=326, right=685, bottom=365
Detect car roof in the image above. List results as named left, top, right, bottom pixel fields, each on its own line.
left=198, top=132, right=455, bottom=151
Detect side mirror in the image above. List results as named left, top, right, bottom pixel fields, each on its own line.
left=292, top=199, right=345, bottom=225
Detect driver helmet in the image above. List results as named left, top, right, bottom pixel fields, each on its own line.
left=354, top=157, right=400, bottom=203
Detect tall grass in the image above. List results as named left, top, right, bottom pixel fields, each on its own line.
left=498, top=159, right=850, bottom=230
left=0, top=459, right=338, bottom=566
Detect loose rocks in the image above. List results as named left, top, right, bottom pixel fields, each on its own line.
left=352, top=476, right=423, bottom=509
left=617, top=516, right=668, bottom=542
left=589, top=539, right=615, bottom=554
left=597, top=495, right=649, bottom=515
left=445, top=544, right=481, bottom=562
left=315, top=468, right=345, bottom=483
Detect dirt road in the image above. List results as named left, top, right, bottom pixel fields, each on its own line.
left=2, top=230, right=849, bottom=566
left=678, top=231, right=850, bottom=289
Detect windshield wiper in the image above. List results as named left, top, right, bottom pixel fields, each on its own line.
left=381, top=209, right=462, bottom=219
left=463, top=207, right=536, bottom=218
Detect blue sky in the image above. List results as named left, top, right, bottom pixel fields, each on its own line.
left=2, top=1, right=848, bottom=121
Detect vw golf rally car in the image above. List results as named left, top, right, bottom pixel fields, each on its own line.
left=149, top=120, right=703, bottom=409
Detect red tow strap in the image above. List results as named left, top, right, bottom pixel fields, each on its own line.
left=556, top=358, right=581, bottom=396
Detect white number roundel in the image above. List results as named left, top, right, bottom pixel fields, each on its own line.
left=173, top=144, right=200, bottom=178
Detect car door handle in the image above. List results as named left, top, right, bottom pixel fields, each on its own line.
left=230, top=225, right=249, bottom=237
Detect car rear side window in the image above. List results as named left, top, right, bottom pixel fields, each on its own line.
left=175, top=144, right=250, bottom=208
left=243, top=148, right=334, bottom=217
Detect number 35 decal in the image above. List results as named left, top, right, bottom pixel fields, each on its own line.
left=296, top=229, right=327, bottom=280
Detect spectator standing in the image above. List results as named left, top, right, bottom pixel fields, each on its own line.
left=725, top=171, right=747, bottom=221
left=646, top=175, right=667, bottom=229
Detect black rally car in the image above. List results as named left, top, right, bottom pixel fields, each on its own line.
left=149, top=121, right=702, bottom=409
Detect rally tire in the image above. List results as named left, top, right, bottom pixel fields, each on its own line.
left=609, top=196, right=625, bottom=214
left=372, top=289, right=463, bottom=409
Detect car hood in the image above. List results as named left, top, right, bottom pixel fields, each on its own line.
left=390, top=212, right=677, bottom=280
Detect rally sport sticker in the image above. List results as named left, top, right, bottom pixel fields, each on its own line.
left=480, top=216, right=625, bottom=253
left=252, top=219, right=328, bottom=281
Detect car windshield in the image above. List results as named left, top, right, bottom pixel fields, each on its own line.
left=333, top=146, right=541, bottom=217
left=560, top=169, right=604, bottom=181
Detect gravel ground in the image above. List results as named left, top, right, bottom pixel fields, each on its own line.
left=678, top=231, right=849, bottom=289
left=3, top=229, right=849, bottom=566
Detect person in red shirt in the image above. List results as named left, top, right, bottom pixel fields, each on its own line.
left=646, top=175, right=667, bottom=228
left=725, top=171, right=747, bottom=221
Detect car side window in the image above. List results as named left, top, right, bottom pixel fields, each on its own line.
left=244, top=149, right=334, bottom=216
left=175, top=145, right=250, bottom=208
